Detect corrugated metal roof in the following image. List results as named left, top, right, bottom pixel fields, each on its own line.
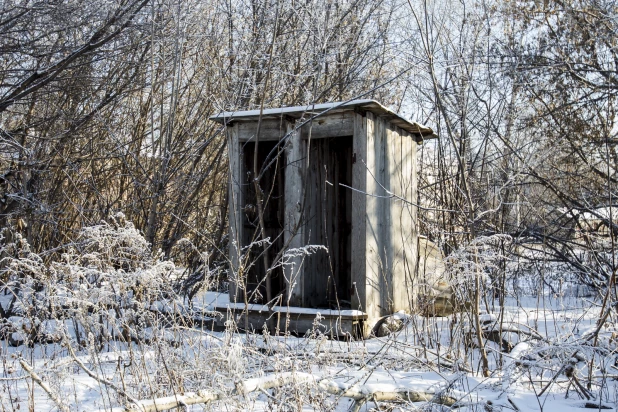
left=210, top=99, right=438, bottom=140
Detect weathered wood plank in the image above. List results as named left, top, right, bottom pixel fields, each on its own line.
left=402, top=128, right=416, bottom=309
left=389, top=126, right=415, bottom=312
left=227, top=124, right=242, bottom=303
left=212, top=305, right=366, bottom=337
left=237, top=119, right=289, bottom=142
left=364, top=112, right=382, bottom=323
left=387, top=124, right=402, bottom=313
left=351, top=113, right=368, bottom=317
left=300, top=112, right=355, bottom=139
left=236, top=112, right=355, bottom=142
left=403, top=132, right=419, bottom=307
left=302, top=139, right=320, bottom=307
left=284, top=122, right=305, bottom=306
left=376, top=117, right=391, bottom=316
left=210, top=100, right=437, bottom=140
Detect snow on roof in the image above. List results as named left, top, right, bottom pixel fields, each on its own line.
left=210, top=99, right=438, bottom=139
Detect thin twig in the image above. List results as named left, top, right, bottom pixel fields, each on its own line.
left=19, top=358, right=71, bottom=412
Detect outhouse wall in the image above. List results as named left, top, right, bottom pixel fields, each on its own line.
left=221, top=102, right=430, bottom=335
left=351, top=112, right=418, bottom=331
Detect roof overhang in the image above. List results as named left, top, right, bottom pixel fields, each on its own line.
left=210, top=99, right=438, bottom=142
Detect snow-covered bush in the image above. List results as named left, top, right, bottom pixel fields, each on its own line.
left=0, top=214, right=177, bottom=346
left=2, top=224, right=617, bottom=411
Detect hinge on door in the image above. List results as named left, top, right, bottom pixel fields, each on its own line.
left=352, top=152, right=357, bottom=164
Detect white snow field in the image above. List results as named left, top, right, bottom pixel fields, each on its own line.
left=2, top=292, right=617, bottom=412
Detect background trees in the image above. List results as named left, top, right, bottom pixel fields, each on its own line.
left=2, top=3, right=617, bottom=409
left=503, top=0, right=618, bottom=288
left=0, top=0, right=615, bottom=295
left=0, top=0, right=152, bottom=248
left=0, top=0, right=402, bottom=287
left=401, top=0, right=616, bottom=291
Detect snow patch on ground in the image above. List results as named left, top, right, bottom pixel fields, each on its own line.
left=2, top=295, right=616, bottom=411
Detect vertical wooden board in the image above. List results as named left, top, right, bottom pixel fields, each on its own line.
left=284, top=122, right=305, bottom=306
left=405, top=131, right=417, bottom=309
left=342, top=138, right=353, bottom=305
left=227, top=124, right=242, bottom=302
left=302, top=138, right=337, bottom=308
left=303, top=140, right=319, bottom=307
left=387, top=126, right=402, bottom=313
left=397, top=130, right=411, bottom=310
left=351, top=114, right=368, bottom=315
left=389, top=128, right=413, bottom=313
left=401, top=127, right=412, bottom=311
left=365, top=113, right=385, bottom=320
left=401, top=131, right=418, bottom=310
left=410, top=136, right=419, bottom=308
left=377, top=118, right=392, bottom=316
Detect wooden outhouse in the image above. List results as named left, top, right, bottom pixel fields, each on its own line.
left=210, top=100, right=437, bottom=337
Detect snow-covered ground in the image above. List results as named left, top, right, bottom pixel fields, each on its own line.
left=2, top=292, right=616, bottom=411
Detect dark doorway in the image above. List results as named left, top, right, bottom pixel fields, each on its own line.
left=241, top=141, right=285, bottom=304
left=303, top=136, right=353, bottom=309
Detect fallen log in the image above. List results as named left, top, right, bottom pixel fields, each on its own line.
left=122, top=391, right=222, bottom=412
left=100, top=372, right=457, bottom=412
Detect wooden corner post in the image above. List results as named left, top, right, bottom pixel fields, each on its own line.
left=284, top=121, right=305, bottom=306
left=227, top=124, right=242, bottom=303
left=352, top=112, right=377, bottom=333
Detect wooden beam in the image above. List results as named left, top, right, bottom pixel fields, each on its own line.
left=227, top=124, right=242, bottom=303
left=353, top=112, right=383, bottom=332
left=300, top=112, right=355, bottom=139
left=409, top=133, right=419, bottom=308
left=372, top=116, right=390, bottom=316
left=284, top=121, right=305, bottom=307
left=237, top=119, right=289, bottom=142
left=351, top=113, right=367, bottom=315
left=388, top=126, right=415, bottom=313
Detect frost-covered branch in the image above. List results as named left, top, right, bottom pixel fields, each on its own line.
left=19, top=359, right=71, bottom=412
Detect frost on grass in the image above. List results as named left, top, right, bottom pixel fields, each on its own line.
left=1, top=223, right=618, bottom=411
left=1, top=215, right=178, bottom=348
